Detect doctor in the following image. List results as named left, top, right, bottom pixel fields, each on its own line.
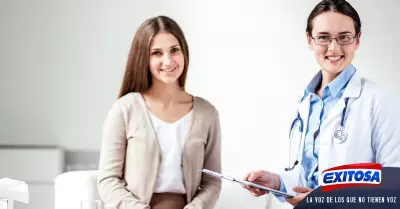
left=242, top=0, right=400, bottom=207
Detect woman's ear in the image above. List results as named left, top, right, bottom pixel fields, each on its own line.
left=356, top=31, right=362, bottom=45
left=306, top=32, right=313, bottom=49
left=355, top=31, right=362, bottom=48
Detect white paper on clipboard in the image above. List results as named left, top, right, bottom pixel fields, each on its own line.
left=199, top=169, right=295, bottom=198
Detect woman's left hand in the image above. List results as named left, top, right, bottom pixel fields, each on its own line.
left=285, top=186, right=313, bottom=206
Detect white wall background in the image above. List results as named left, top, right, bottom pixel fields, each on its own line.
left=1, top=0, right=399, bottom=208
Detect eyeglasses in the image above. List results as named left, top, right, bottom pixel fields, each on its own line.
left=310, top=34, right=358, bottom=46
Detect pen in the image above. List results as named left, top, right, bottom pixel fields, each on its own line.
left=199, top=169, right=250, bottom=186
left=199, top=169, right=234, bottom=181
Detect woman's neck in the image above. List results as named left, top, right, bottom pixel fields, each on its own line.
left=145, top=81, right=183, bottom=107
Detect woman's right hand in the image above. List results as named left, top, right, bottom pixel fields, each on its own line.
left=241, top=170, right=281, bottom=197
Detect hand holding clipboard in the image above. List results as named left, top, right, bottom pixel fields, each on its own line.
left=199, top=169, right=294, bottom=198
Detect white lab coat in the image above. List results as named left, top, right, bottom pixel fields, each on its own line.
left=278, top=70, right=400, bottom=199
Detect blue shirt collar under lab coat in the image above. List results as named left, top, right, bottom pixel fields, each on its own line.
left=305, top=64, right=356, bottom=98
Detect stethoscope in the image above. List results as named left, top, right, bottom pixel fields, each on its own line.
left=285, top=96, right=350, bottom=171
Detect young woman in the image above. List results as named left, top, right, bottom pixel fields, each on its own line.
left=242, top=0, right=400, bottom=206
left=97, top=16, right=221, bottom=209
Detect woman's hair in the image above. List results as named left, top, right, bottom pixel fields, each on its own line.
left=118, top=16, right=189, bottom=98
left=306, top=0, right=361, bottom=35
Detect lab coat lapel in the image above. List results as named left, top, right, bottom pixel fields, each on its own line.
left=325, top=98, right=346, bottom=124
left=297, top=94, right=311, bottom=165
left=298, top=94, right=311, bottom=131
left=325, top=71, right=362, bottom=122
left=342, top=70, right=362, bottom=99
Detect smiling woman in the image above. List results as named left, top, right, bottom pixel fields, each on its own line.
left=241, top=0, right=400, bottom=207
left=305, top=2, right=361, bottom=82
left=148, top=32, right=186, bottom=85
left=97, top=16, right=222, bottom=209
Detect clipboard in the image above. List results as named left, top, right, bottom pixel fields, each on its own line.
left=199, top=169, right=295, bottom=198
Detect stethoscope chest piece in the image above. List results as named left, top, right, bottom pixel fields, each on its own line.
left=333, top=126, right=348, bottom=143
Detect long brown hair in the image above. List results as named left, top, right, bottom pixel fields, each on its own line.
left=118, top=16, right=190, bottom=99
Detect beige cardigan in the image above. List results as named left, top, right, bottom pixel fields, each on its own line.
left=97, top=93, right=221, bottom=209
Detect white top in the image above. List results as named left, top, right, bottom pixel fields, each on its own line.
left=149, top=110, right=193, bottom=194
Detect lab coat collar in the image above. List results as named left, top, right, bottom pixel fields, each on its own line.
left=342, top=69, right=362, bottom=99
left=297, top=94, right=311, bottom=131
left=324, top=69, right=363, bottom=127
left=297, top=68, right=362, bottom=128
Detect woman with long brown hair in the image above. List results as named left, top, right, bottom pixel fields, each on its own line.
left=97, top=16, right=221, bottom=209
